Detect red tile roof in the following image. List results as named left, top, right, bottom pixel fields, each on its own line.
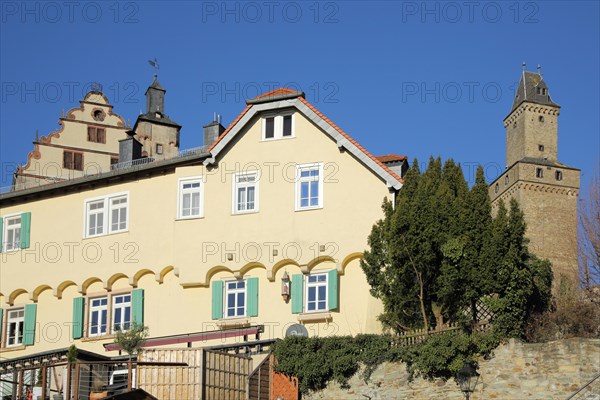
left=297, top=97, right=404, bottom=183
left=376, top=154, right=408, bottom=163
left=253, top=88, right=298, bottom=100
left=206, top=104, right=252, bottom=152
left=207, top=88, right=404, bottom=184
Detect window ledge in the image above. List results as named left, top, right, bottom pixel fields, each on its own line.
left=260, top=136, right=296, bottom=142
left=83, top=230, right=129, bottom=240
left=2, top=345, right=26, bottom=352
left=81, top=334, right=116, bottom=342
left=175, top=216, right=204, bottom=221
left=217, top=318, right=250, bottom=329
left=297, top=312, right=332, bottom=323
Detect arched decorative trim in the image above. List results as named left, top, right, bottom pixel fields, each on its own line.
left=129, top=269, right=155, bottom=287
left=79, top=277, right=102, bottom=295
left=239, top=262, right=267, bottom=278
left=54, top=281, right=77, bottom=298
left=268, top=259, right=301, bottom=281
left=8, top=289, right=28, bottom=306
left=105, top=273, right=129, bottom=291
left=306, top=256, right=336, bottom=273
left=155, top=266, right=177, bottom=283
left=197, top=265, right=235, bottom=287
left=29, top=285, right=52, bottom=302
left=340, top=252, right=364, bottom=274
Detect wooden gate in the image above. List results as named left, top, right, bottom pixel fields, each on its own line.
left=248, top=355, right=270, bottom=400
left=137, top=348, right=203, bottom=399
left=202, top=350, right=252, bottom=400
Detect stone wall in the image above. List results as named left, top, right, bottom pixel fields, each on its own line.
left=304, top=338, right=600, bottom=399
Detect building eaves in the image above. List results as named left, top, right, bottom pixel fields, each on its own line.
left=0, top=151, right=210, bottom=205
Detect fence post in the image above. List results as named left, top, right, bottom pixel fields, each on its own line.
left=41, top=366, right=47, bottom=400
left=66, top=363, right=71, bottom=400
left=73, top=363, right=80, bottom=399
left=127, top=360, right=133, bottom=391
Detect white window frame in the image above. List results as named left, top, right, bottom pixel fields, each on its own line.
left=295, top=163, right=324, bottom=211
left=6, top=308, right=25, bottom=347
left=83, top=192, right=129, bottom=238
left=177, top=176, right=204, bottom=219
left=261, top=112, right=295, bottom=141
left=305, top=273, right=328, bottom=313
left=224, top=280, right=247, bottom=318
left=232, top=171, right=260, bottom=214
left=112, top=293, right=132, bottom=333
left=88, top=297, right=108, bottom=337
left=2, top=213, right=22, bottom=252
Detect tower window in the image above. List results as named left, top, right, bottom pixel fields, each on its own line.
left=555, top=170, right=563, bottom=181
left=494, top=183, right=499, bottom=193
left=156, top=143, right=163, bottom=155
left=505, top=175, right=509, bottom=185
left=536, top=168, right=543, bottom=178
left=513, top=122, right=517, bottom=129
left=538, top=144, right=544, bottom=152
left=538, top=116, right=544, bottom=123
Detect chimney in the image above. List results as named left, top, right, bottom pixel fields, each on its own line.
left=118, top=136, right=143, bottom=163
left=203, top=115, right=225, bottom=146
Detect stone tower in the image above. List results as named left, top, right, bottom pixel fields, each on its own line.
left=131, top=75, right=181, bottom=160
left=489, top=67, right=580, bottom=287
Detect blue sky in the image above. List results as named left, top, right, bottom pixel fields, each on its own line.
left=1, top=1, right=598, bottom=192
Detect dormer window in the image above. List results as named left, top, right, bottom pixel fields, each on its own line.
left=262, top=113, right=294, bottom=140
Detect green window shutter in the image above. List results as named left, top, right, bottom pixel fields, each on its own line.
left=211, top=281, right=224, bottom=320
left=20, top=212, right=31, bottom=249
left=246, top=278, right=259, bottom=317
left=23, top=304, right=37, bottom=346
left=72, top=297, right=84, bottom=339
left=0, top=308, right=3, bottom=340
left=0, top=217, right=4, bottom=253
left=328, top=269, right=339, bottom=311
left=291, top=274, right=304, bottom=314
left=132, top=289, right=145, bottom=325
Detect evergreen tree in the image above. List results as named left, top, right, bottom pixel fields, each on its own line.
left=362, top=158, right=553, bottom=338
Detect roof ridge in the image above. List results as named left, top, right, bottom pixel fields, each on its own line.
left=297, top=97, right=404, bottom=183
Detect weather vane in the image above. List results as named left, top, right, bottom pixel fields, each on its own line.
left=148, top=58, right=159, bottom=77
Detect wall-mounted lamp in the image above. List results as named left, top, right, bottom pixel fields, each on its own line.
left=281, top=271, right=290, bottom=303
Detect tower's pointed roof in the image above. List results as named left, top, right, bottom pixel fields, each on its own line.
left=145, top=75, right=166, bottom=94
left=510, top=71, right=559, bottom=113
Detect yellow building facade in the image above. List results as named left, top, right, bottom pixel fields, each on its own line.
left=0, top=87, right=404, bottom=366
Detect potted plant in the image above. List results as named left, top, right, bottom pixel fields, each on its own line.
left=114, top=322, right=149, bottom=391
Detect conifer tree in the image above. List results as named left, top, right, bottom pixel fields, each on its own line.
left=362, top=159, right=552, bottom=338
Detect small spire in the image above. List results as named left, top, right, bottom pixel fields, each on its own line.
left=35, top=130, right=39, bottom=142
left=522, top=62, right=526, bottom=72
left=537, top=64, right=542, bottom=76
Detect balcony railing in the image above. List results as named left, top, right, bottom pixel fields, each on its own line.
left=0, top=145, right=210, bottom=195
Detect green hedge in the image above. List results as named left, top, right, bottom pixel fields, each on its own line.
left=272, top=331, right=500, bottom=394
